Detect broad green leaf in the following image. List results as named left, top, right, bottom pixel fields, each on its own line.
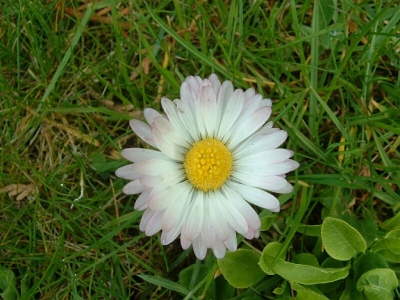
left=260, top=242, right=350, bottom=285
left=384, top=211, right=400, bottom=229
left=345, top=214, right=378, bottom=247
left=291, top=283, right=329, bottom=300
left=321, top=217, right=367, bottom=260
left=317, top=258, right=346, bottom=294
left=218, top=249, right=265, bottom=288
left=0, top=266, right=17, bottom=300
left=385, top=229, right=400, bottom=239
left=371, top=238, right=400, bottom=263
left=138, top=275, right=188, bottom=295
left=273, top=280, right=288, bottom=295
left=259, top=242, right=286, bottom=275
left=292, top=253, right=319, bottom=267
left=354, top=252, right=388, bottom=280
left=357, top=268, right=398, bottom=300
left=340, top=278, right=364, bottom=300
left=296, top=224, right=321, bottom=237
left=260, top=216, right=275, bottom=231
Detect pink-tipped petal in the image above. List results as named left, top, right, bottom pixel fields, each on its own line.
left=115, top=164, right=141, bottom=180
left=122, top=179, right=146, bottom=195
left=129, top=119, right=157, bottom=148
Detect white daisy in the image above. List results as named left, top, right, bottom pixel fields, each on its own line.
left=115, top=74, right=299, bottom=259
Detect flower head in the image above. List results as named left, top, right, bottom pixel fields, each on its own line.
left=115, top=74, right=299, bottom=259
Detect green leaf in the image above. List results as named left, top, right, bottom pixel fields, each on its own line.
left=345, top=215, right=378, bottom=247
left=138, top=275, right=188, bottom=295
left=385, top=211, right=400, bottom=230
left=317, top=257, right=346, bottom=294
left=218, top=249, right=265, bottom=288
left=354, top=252, right=388, bottom=281
left=292, top=253, right=319, bottom=267
left=357, top=268, right=398, bottom=300
left=318, top=0, right=335, bottom=26
left=260, top=242, right=350, bottom=285
left=371, top=238, right=400, bottom=263
left=340, top=278, right=364, bottom=300
left=321, top=217, right=367, bottom=260
left=291, top=283, right=329, bottom=300
left=259, top=242, right=286, bottom=275
left=385, top=229, right=400, bottom=239
left=260, top=216, right=275, bottom=231
left=0, top=266, right=17, bottom=300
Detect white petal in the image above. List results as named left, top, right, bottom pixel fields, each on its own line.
left=140, top=176, right=161, bottom=188
left=180, top=233, right=192, bottom=250
left=268, top=182, right=294, bottom=194
left=209, top=195, right=230, bottom=241
left=129, top=119, right=157, bottom=148
left=176, top=100, right=200, bottom=141
left=133, top=159, right=182, bottom=176
left=238, top=160, right=300, bottom=177
left=217, top=89, right=245, bottom=140
left=144, top=210, right=164, bottom=236
left=231, top=172, right=288, bottom=191
left=244, top=87, right=255, bottom=100
left=180, top=80, right=197, bottom=104
left=140, top=209, right=155, bottom=231
left=143, top=108, right=161, bottom=125
left=115, top=164, right=141, bottom=180
left=222, top=185, right=260, bottom=231
left=152, top=124, right=185, bottom=160
left=233, top=130, right=288, bottom=158
left=212, top=239, right=227, bottom=259
left=243, top=94, right=263, bottom=114
left=200, top=194, right=216, bottom=247
left=235, top=149, right=294, bottom=167
left=217, top=80, right=233, bottom=108
left=224, top=227, right=237, bottom=252
left=183, top=192, right=204, bottom=241
left=193, top=236, right=207, bottom=260
left=153, top=115, right=190, bottom=148
left=121, top=148, right=168, bottom=162
left=244, top=227, right=260, bottom=239
left=227, top=106, right=272, bottom=148
left=185, top=76, right=201, bottom=94
left=150, top=181, right=188, bottom=212
left=147, top=186, right=172, bottom=210
left=228, top=181, right=280, bottom=212
left=162, top=182, right=192, bottom=232
left=263, top=98, right=272, bottom=107
left=197, top=85, right=217, bottom=138
left=214, top=189, right=248, bottom=235
left=209, top=74, right=221, bottom=94
left=134, top=188, right=151, bottom=210
left=122, top=179, right=146, bottom=195
left=161, top=225, right=181, bottom=245
left=159, top=170, right=186, bottom=187
left=161, top=98, right=193, bottom=143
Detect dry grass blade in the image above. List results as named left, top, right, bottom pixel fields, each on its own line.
left=0, top=183, right=37, bottom=201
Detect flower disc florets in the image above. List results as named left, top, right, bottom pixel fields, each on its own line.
left=184, top=138, right=233, bottom=192
left=115, top=74, right=299, bottom=259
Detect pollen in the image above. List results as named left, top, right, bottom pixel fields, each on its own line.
left=184, top=138, right=233, bottom=192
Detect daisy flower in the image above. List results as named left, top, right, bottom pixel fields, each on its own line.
left=115, top=74, right=299, bottom=259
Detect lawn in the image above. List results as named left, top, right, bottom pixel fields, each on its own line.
left=1, top=0, right=399, bottom=299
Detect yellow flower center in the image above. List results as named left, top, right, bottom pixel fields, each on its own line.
left=184, top=138, right=233, bottom=192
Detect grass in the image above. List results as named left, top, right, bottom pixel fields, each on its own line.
left=1, top=0, right=399, bottom=299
